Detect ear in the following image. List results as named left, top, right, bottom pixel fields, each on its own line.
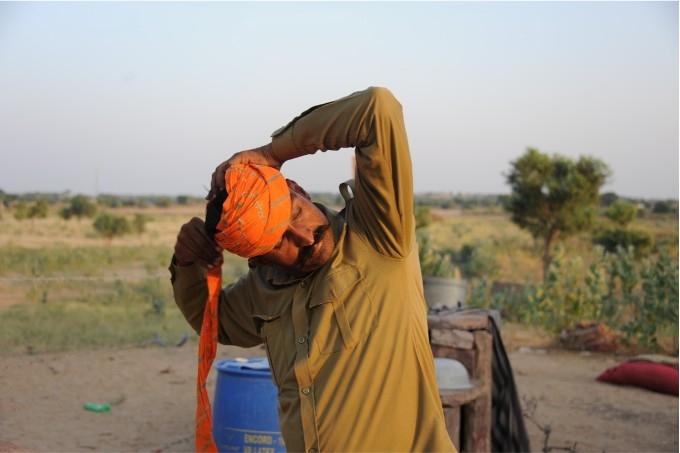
left=286, top=179, right=312, bottom=201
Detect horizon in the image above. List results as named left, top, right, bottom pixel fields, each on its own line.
left=0, top=2, right=677, bottom=199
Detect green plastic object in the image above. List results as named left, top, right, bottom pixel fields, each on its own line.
left=83, top=402, right=111, bottom=413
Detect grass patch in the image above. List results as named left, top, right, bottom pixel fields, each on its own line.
left=0, top=257, right=249, bottom=353
left=0, top=277, right=192, bottom=353
left=0, top=245, right=171, bottom=277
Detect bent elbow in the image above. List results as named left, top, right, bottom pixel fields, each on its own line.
left=367, top=86, right=402, bottom=115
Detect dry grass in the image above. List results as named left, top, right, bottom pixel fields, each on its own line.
left=0, top=201, right=676, bottom=353
left=0, top=203, right=249, bottom=353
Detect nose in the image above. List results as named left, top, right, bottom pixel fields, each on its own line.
left=287, top=221, right=315, bottom=247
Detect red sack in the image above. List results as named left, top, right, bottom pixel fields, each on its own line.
left=597, top=361, right=678, bottom=396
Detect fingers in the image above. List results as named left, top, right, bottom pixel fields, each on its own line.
left=175, top=217, right=223, bottom=267
left=206, top=145, right=277, bottom=201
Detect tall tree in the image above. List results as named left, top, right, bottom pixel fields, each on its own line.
left=505, top=148, right=610, bottom=280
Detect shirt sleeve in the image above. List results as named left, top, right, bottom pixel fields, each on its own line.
left=169, top=258, right=262, bottom=347
left=271, top=86, right=415, bottom=258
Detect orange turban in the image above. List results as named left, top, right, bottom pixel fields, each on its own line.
left=214, top=164, right=291, bottom=258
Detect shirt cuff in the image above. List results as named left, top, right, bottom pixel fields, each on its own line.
left=270, top=125, right=297, bottom=161
left=168, top=255, right=207, bottom=285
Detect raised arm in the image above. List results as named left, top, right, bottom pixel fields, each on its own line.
left=212, top=87, right=415, bottom=258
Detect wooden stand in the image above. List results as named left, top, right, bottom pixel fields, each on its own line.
left=429, top=310, right=492, bottom=452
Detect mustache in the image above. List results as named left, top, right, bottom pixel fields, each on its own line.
left=295, top=224, right=330, bottom=267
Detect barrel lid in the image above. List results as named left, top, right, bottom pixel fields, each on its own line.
left=214, top=357, right=271, bottom=376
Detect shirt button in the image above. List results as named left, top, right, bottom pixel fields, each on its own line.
left=300, top=281, right=307, bottom=288
left=297, top=336, right=306, bottom=344
left=301, top=387, right=311, bottom=395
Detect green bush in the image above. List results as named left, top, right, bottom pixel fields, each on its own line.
left=132, top=213, right=150, bottom=234
left=415, top=206, right=433, bottom=229
left=97, top=194, right=122, bottom=208
left=154, top=197, right=172, bottom=208
left=453, top=243, right=499, bottom=279
left=593, top=228, right=654, bottom=257
left=652, top=200, right=677, bottom=214
left=61, top=195, right=97, bottom=220
left=469, top=246, right=679, bottom=350
left=93, top=213, right=131, bottom=239
left=600, top=192, right=619, bottom=207
left=28, top=200, right=49, bottom=219
left=417, top=230, right=456, bottom=278
left=605, top=201, right=637, bottom=227
left=13, top=202, right=29, bottom=220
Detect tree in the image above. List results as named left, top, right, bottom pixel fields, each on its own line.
left=606, top=201, right=637, bottom=227
left=505, top=148, right=610, bottom=280
left=599, top=192, right=619, bottom=207
left=652, top=200, right=677, bottom=214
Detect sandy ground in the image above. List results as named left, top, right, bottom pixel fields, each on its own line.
left=1, top=343, right=677, bottom=453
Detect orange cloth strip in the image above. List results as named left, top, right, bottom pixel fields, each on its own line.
left=195, top=164, right=290, bottom=451
left=214, top=164, right=291, bottom=258
left=195, top=265, right=221, bottom=452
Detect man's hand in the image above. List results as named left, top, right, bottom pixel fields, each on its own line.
left=174, top=217, right=223, bottom=267
left=207, top=143, right=282, bottom=201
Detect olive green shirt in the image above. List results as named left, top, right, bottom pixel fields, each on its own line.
left=171, top=87, right=455, bottom=452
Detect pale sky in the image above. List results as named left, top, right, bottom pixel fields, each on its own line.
left=0, top=2, right=677, bottom=199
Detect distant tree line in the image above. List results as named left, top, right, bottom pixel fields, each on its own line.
left=0, top=190, right=206, bottom=211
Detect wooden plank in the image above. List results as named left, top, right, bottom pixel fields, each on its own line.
left=428, top=313, right=489, bottom=331
left=443, top=406, right=461, bottom=451
left=430, top=328, right=474, bottom=349
left=439, top=382, right=484, bottom=407
left=462, top=331, right=492, bottom=453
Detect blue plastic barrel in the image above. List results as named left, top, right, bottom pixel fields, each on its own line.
left=213, top=357, right=285, bottom=452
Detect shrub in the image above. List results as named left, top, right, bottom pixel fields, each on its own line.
left=97, top=194, right=122, bottom=208
left=93, top=213, right=131, bottom=239
left=453, top=243, right=499, bottom=279
left=415, top=206, right=433, bottom=229
left=13, top=202, right=29, bottom=220
left=593, top=228, right=654, bottom=257
left=417, top=230, right=456, bottom=278
left=600, top=192, right=619, bottom=207
left=652, top=200, right=677, bottom=214
left=132, top=213, right=149, bottom=234
left=28, top=200, right=49, bottom=219
left=605, top=201, right=637, bottom=227
left=62, top=195, right=97, bottom=220
left=154, top=197, right=172, bottom=208
left=468, top=246, right=679, bottom=351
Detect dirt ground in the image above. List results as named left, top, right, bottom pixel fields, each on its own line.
left=1, top=340, right=677, bottom=453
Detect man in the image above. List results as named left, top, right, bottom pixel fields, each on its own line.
left=171, top=87, right=456, bottom=452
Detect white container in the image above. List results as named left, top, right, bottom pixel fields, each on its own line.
left=434, top=358, right=473, bottom=390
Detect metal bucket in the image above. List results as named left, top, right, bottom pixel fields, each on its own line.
left=423, top=276, right=468, bottom=309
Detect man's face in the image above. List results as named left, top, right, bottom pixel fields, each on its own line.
left=258, top=180, right=335, bottom=275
